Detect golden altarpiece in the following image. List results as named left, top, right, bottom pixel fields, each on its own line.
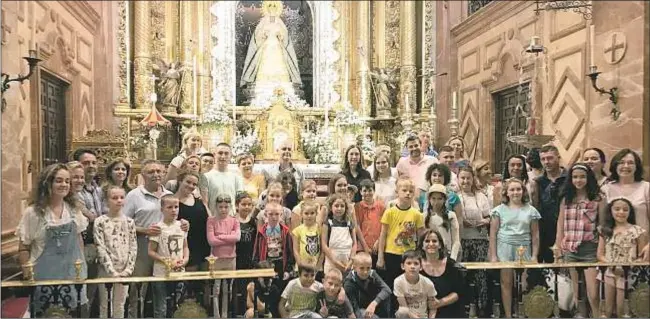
left=106, top=0, right=440, bottom=165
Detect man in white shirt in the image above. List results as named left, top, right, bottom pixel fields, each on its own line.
left=202, top=143, right=244, bottom=215
left=437, top=145, right=459, bottom=191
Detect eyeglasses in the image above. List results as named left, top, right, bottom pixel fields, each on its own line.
left=216, top=195, right=231, bottom=203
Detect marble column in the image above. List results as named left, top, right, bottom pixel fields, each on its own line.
left=198, top=1, right=210, bottom=116
left=133, top=1, right=152, bottom=109
left=356, top=1, right=371, bottom=117
left=180, top=1, right=196, bottom=113
left=399, top=1, right=417, bottom=118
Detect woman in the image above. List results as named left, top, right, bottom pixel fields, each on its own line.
left=447, top=136, right=470, bottom=171
left=373, top=153, right=397, bottom=204
left=165, top=155, right=203, bottom=195
left=418, top=229, right=466, bottom=318
left=601, top=149, right=650, bottom=233
left=16, top=164, right=89, bottom=316
left=238, top=153, right=265, bottom=203
left=166, top=130, right=205, bottom=182
left=494, top=154, right=530, bottom=204
left=102, top=159, right=133, bottom=214
left=457, top=166, right=492, bottom=317
left=473, top=159, right=497, bottom=208
left=526, top=148, right=544, bottom=181
left=340, top=144, right=372, bottom=203
left=583, top=147, right=609, bottom=187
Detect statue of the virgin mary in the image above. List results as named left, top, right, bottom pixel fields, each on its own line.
left=240, top=0, right=302, bottom=91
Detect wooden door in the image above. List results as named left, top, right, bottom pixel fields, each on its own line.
left=493, top=84, right=529, bottom=170
left=40, top=73, right=68, bottom=167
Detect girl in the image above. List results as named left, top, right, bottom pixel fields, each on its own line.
left=233, top=191, right=258, bottom=316
left=325, top=174, right=368, bottom=252
left=373, top=153, right=398, bottom=205
left=555, top=163, right=605, bottom=316
left=322, top=194, right=357, bottom=275
left=94, top=185, right=137, bottom=318
left=489, top=178, right=540, bottom=318
left=290, top=179, right=319, bottom=230
left=292, top=201, right=323, bottom=270
left=597, top=197, right=648, bottom=317
left=256, top=182, right=293, bottom=225
left=340, top=144, right=372, bottom=203
left=424, top=164, right=462, bottom=217
left=424, top=184, right=460, bottom=261
left=278, top=171, right=300, bottom=210
left=582, top=148, right=609, bottom=187
left=207, top=194, right=241, bottom=318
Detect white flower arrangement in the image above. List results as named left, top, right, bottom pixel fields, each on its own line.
left=202, top=100, right=232, bottom=128
left=148, top=128, right=161, bottom=141
left=249, top=87, right=310, bottom=110
left=334, top=101, right=366, bottom=128
left=301, top=127, right=340, bottom=164
left=360, top=136, right=376, bottom=161
left=231, top=128, right=261, bottom=160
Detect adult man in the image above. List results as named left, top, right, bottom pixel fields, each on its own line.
left=200, top=152, right=215, bottom=172
left=437, top=145, right=459, bottom=191
left=262, top=140, right=304, bottom=191
left=72, top=148, right=102, bottom=313
left=396, top=135, right=439, bottom=204
left=202, top=143, right=244, bottom=215
left=530, top=145, right=567, bottom=263
left=123, top=160, right=188, bottom=317
left=400, top=131, right=438, bottom=158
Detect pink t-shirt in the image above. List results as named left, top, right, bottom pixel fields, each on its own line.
left=396, top=155, right=439, bottom=190
left=206, top=216, right=241, bottom=258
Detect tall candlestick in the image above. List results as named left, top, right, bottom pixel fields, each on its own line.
left=590, top=25, right=595, bottom=67
left=344, top=60, right=349, bottom=102
left=192, top=55, right=198, bottom=117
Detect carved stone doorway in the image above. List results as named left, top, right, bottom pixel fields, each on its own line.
left=493, top=83, right=530, bottom=170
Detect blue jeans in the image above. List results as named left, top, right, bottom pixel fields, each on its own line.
left=152, top=282, right=167, bottom=318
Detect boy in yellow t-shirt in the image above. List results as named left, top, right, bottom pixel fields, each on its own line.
left=377, top=178, right=425, bottom=311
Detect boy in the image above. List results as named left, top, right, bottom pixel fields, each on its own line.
left=253, top=202, right=295, bottom=317
left=344, top=252, right=391, bottom=319
left=148, top=195, right=189, bottom=318
left=355, top=180, right=385, bottom=264
left=279, top=263, right=323, bottom=318
left=394, top=250, right=438, bottom=318
left=377, top=178, right=425, bottom=311
left=317, top=269, right=355, bottom=318
left=244, top=260, right=277, bottom=318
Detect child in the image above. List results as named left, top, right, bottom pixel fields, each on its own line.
left=257, top=182, right=293, bottom=225
left=244, top=260, right=276, bottom=318
left=394, top=250, right=438, bottom=318
left=234, top=191, right=258, bottom=316
left=292, top=201, right=324, bottom=271
left=148, top=195, right=189, bottom=318
left=377, top=178, right=425, bottom=302
left=488, top=178, right=540, bottom=318
left=94, top=186, right=137, bottom=319
left=344, top=252, right=392, bottom=319
left=291, top=179, right=319, bottom=230
left=322, top=194, right=357, bottom=275
left=597, top=197, right=648, bottom=317
left=253, top=202, right=295, bottom=280
left=279, top=263, right=323, bottom=318
left=423, top=164, right=462, bottom=216
left=555, top=163, right=606, bottom=316
left=325, top=175, right=369, bottom=252
left=278, top=171, right=300, bottom=211
left=317, top=269, right=356, bottom=318
left=355, top=179, right=385, bottom=264
left=424, top=184, right=460, bottom=261
left=207, top=193, right=241, bottom=318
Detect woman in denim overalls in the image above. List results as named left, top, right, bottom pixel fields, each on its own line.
left=16, top=164, right=89, bottom=316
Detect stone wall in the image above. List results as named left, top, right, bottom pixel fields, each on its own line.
left=436, top=0, right=648, bottom=171
left=1, top=1, right=116, bottom=253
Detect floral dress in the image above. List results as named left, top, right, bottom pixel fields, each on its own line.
left=600, top=225, right=646, bottom=289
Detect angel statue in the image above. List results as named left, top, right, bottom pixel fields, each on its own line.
left=152, top=59, right=184, bottom=107
left=369, top=68, right=398, bottom=118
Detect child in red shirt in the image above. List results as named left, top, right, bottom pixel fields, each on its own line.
left=355, top=179, right=385, bottom=267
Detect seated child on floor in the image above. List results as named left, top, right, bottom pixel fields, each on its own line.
left=317, top=269, right=355, bottom=318
left=343, top=252, right=391, bottom=318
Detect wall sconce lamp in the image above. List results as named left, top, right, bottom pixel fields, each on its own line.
left=586, top=65, right=620, bottom=120
left=524, top=36, right=547, bottom=55
left=1, top=49, right=42, bottom=113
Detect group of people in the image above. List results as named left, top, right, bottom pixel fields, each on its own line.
left=15, top=128, right=650, bottom=318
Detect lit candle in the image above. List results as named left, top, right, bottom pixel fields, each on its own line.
left=192, top=55, right=198, bottom=116
left=590, top=25, right=595, bottom=67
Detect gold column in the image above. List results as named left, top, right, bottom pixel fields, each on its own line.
left=165, top=1, right=179, bottom=61
left=198, top=1, right=211, bottom=116
left=372, top=1, right=386, bottom=68
left=133, top=1, right=152, bottom=109
left=180, top=1, right=196, bottom=113
left=399, top=0, right=417, bottom=117
left=356, top=1, right=371, bottom=117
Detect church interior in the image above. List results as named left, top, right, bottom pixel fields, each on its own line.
left=1, top=0, right=650, bottom=318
